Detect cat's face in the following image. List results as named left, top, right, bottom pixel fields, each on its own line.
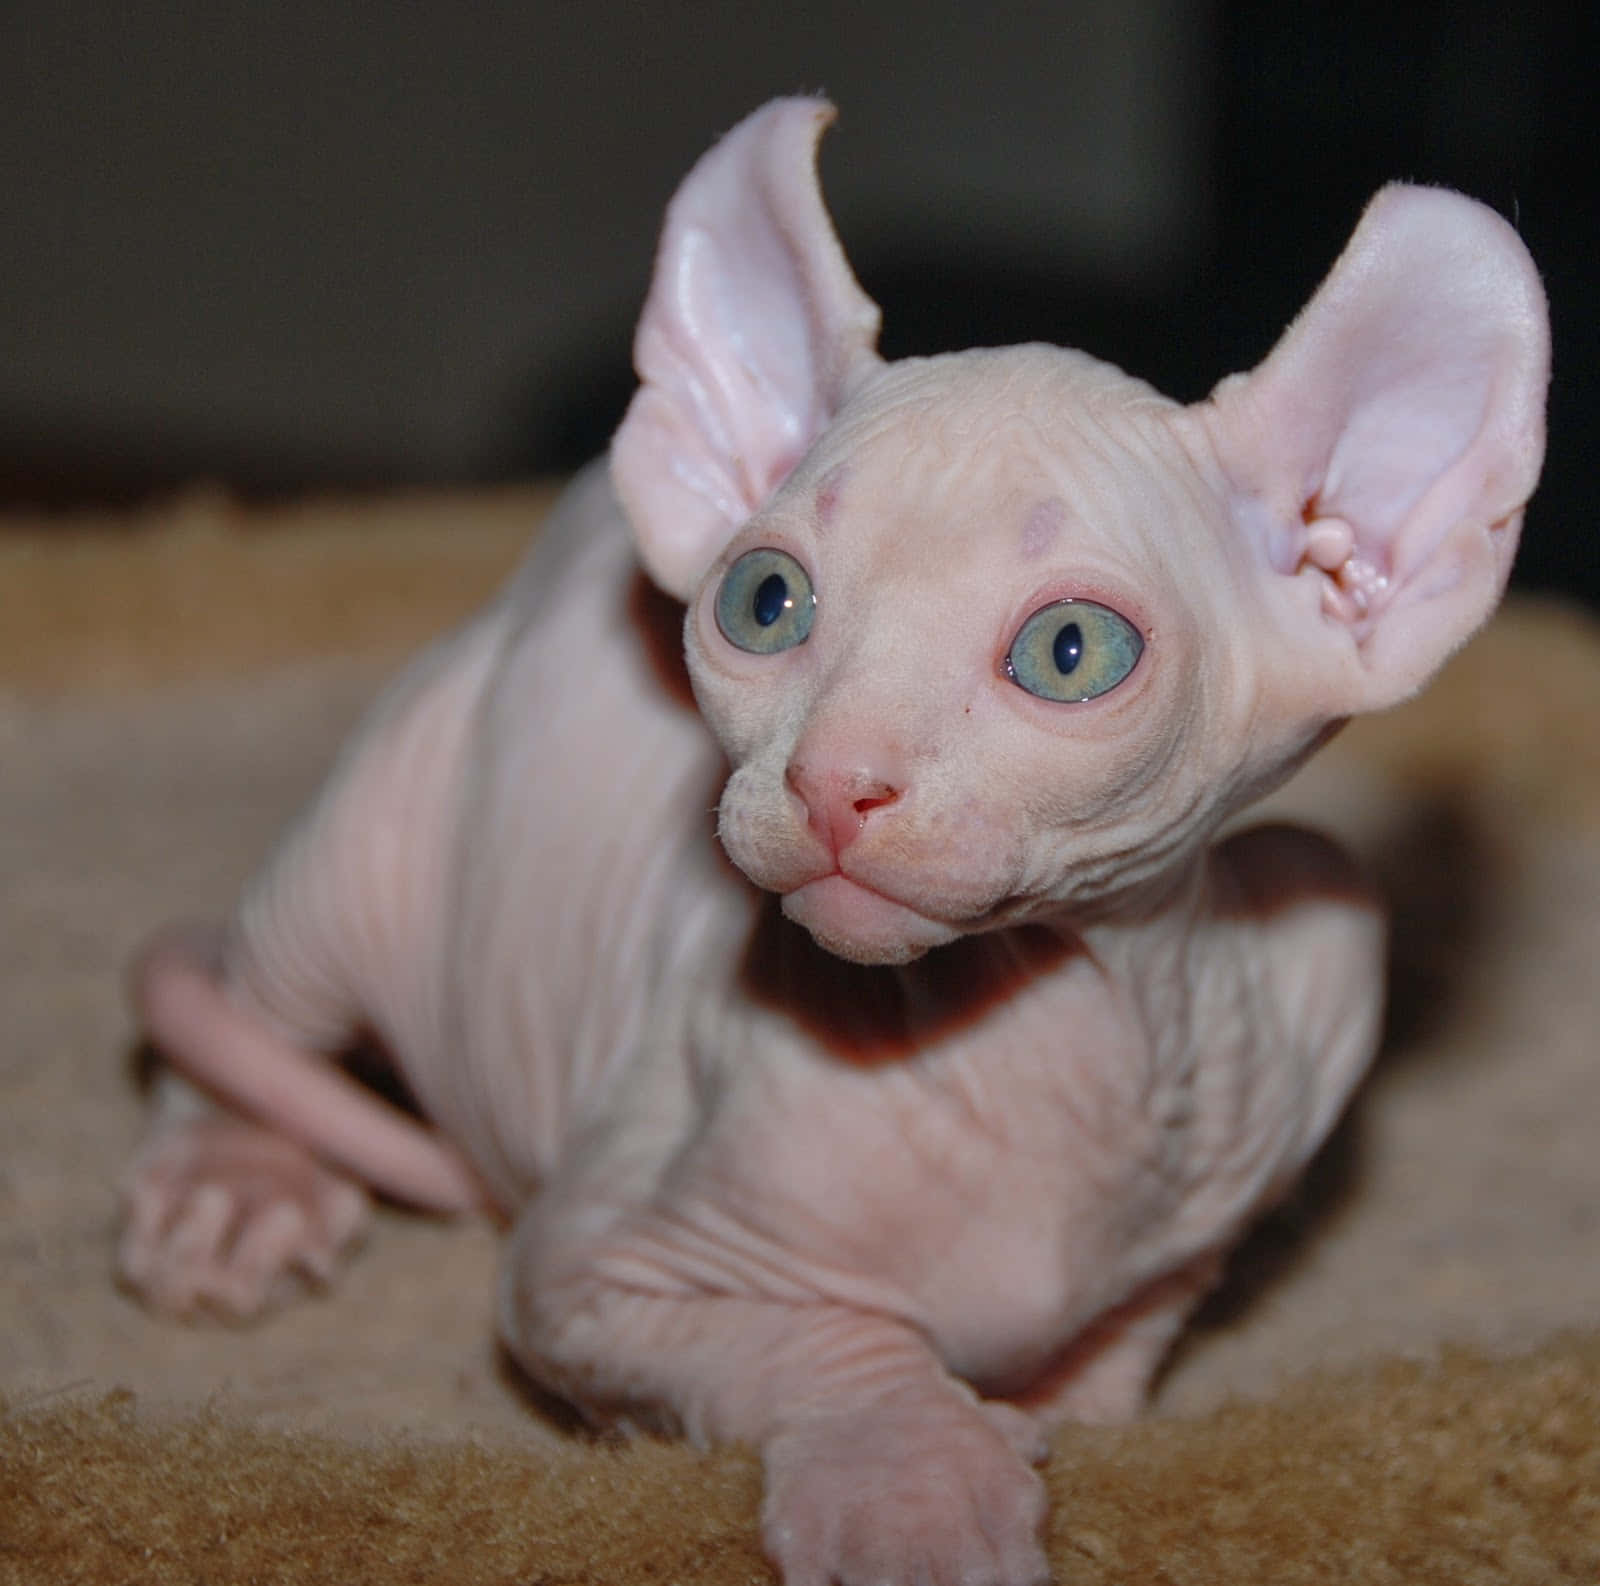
left=684, top=348, right=1269, bottom=965
left=619, top=104, right=1545, bottom=966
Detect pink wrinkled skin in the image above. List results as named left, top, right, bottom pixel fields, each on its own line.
left=119, top=100, right=1548, bottom=1586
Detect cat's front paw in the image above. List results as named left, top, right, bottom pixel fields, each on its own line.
left=762, top=1388, right=1051, bottom=1586
left=117, top=1113, right=370, bottom=1320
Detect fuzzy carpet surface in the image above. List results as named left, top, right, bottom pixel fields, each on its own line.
left=2, top=485, right=1598, bottom=1582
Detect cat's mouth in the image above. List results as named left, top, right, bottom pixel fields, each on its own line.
left=780, top=872, right=964, bottom=965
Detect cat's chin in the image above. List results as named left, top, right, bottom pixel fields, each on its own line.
left=781, top=874, right=960, bottom=966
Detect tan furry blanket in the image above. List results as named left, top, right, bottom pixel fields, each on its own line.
left=2, top=486, right=1599, bottom=1582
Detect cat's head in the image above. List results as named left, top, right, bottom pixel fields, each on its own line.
left=613, top=99, right=1548, bottom=965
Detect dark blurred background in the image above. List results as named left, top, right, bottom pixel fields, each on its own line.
left=0, top=2, right=1593, bottom=604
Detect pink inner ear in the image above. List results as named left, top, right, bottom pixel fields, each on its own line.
left=612, top=98, right=882, bottom=601
left=1208, top=182, right=1547, bottom=712
left=1221, top=184, right=1546, bottom=620
left=1291, top=316, right=1522, bottom=639
left=658, top=221, right=822, bottom=508
left=1312, top=285, right=1506, bottom=572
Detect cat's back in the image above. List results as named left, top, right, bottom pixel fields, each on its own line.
left=429, top=463, right=746, bottom=1200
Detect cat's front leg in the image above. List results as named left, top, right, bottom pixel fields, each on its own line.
left=500, top=1205, right=1051, bottom=1586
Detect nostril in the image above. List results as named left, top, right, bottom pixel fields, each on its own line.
left=787, top=760, right=904, bottom=856
left=852, top=787, right=899, bottom=817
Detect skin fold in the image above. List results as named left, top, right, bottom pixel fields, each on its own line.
left=120, top=100, right=1548, bottom=1586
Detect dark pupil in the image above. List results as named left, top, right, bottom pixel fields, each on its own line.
left=1052, top=621, right=1083, bottom=675
left=753, top=572, right=789, bottom=627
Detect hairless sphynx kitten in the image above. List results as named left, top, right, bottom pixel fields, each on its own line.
left=118, top=100, right=1548, bottom=1586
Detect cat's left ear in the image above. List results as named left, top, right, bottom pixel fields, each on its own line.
left=612, top=98, right=883, bottom=600
left=1199, top=184, right=1549, bottom=717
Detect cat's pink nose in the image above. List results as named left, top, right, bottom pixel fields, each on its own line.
left=786, top=761, right=903, bottom=857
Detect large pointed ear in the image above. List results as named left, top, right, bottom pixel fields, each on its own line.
left=1201, top=184, right=1549, bottom=716
left=611, top=98, right=884, bottom=600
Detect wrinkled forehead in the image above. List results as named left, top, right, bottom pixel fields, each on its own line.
left=789, top=347, right=1192, bottom=567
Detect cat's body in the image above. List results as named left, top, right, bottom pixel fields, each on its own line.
left=120, top=101, right=1548, bottom=1586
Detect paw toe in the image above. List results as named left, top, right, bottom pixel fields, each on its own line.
left=117, top=1117, right=370, bottom=1320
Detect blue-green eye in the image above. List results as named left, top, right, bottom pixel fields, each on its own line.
left=1006, top=599, right=1143, bottom=702
left=714, top=548, right=816, bottom=654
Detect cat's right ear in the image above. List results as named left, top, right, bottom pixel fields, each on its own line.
left=1199, top=184, right=1547, bottom=720
left=611, top=98, right=884, bottom=601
